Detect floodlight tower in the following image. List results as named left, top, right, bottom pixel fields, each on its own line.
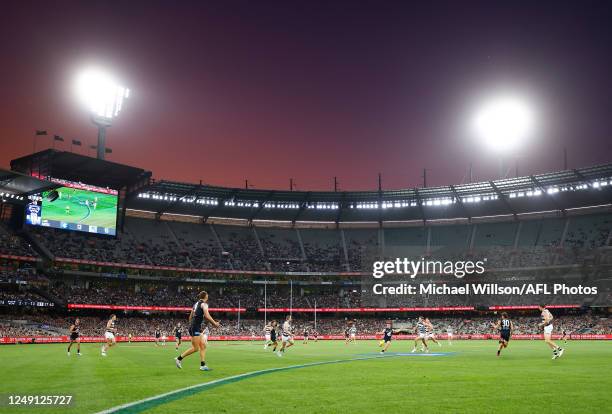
left=473, top=96, right=534, bottom=178
left=75, top=69, right=129, bottom=160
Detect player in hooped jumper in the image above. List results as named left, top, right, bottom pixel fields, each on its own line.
left=175, top=291, right=220, bottom=371
left=174, top=323, right=183, bottom=350
left=425, top=318, right=442, bottom=347
left=277, top=315, right=294, bottom=357
left=101, top=314, right=117, bottom=357
left=412, top=316, right=429, bottom=353
left=446, top=325, right=454, bottom=345
left=264, top=322, right=273, bottom=349
left=67, top=318, right=81, bottom=356
left=538, top=305, right=564, bottom=360
left=491, top=312, right=513, bottom=357
left=303, top=327, right=309, bottom=344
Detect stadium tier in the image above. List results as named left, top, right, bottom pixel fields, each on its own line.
left=1, top=159, right=611, bottom=343
left=16, top=212, right=612, bottom=273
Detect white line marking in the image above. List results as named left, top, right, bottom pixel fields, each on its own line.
left=96, top=355, right=391, bottom=413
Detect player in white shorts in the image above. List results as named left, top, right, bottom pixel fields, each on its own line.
left=349, top=324, right=357, bottom=343
left=425, top=318, right=441, bottom=347
left=538, top=305, right=564, bottom=359
left=412, top=316, right=429, bottom=353
left=202, top=326, right=210, bottom=344
left=446, top=325, right=453, bottom=345
left=277, top=315, right=294, bottom=357
left=264, top=322, right=273, bottom=349
left=101, top=314, right=117, bottom=356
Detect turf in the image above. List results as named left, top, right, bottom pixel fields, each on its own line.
left=41, top=187, right=117, bottom=229
left=0, top=340, right=610, bottom=413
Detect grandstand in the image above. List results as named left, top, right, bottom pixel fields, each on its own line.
left=0, top=152, right=610, bottom=332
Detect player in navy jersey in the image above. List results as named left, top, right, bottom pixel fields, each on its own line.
left=270, top=321, right=279, bottom=352
left=378, top=321, right=399, bottom=354
left=491, top=312, right=513, bottom=356
left=175, top=291, right=220, bottom=371
left=560, top=327, right=568, bottom=344
left=67, top=318, right=81, bottom=356
left=174, top=323, right=183, bottom=350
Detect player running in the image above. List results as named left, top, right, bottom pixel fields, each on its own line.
left=538, top=305, right=564, bottom=359
left=446, top=325, right=454, bottom=345
left=264, top=322, right=273, bottom=349
left=492, top=312, right=513, bottom=357
left=154, top=328, right=161, bottom=346
left=277, top=315, right=294, bottom=357
left=270, top=321, right=279, bottom=352
left=560, top=327, right=569, bottom=344
left=412, top=316, right=429, bottom=353
left=175, top=291, right=220, bottom=371
left=67, top=318, right=81, bottom=356
left=101, top=314, right=117, bottom=357
left=303, top=327, right=309, bottom=344
left=312, top=329, right=318, bottom=342
left=174, top=323, right=183, bottom=350
left=378, top=321, right=398, bottom=354
left=425, top=318, right=442, bottom=347
left=349, top=324, right=357, bottom=343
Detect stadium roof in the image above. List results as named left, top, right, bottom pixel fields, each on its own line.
left=0, top=168, right=58, bottom=199
left=10, top=149, right=152, bottom=191
left=129, top=163, right=612, bottom=223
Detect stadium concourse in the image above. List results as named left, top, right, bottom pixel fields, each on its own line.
left=1, top=159, right=612, bottom=344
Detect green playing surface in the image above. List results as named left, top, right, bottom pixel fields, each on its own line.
left=0, top=340, right=610, bottom=413
left=41, top=187, right=117, bottom=229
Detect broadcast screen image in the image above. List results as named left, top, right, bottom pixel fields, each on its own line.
left=26, top=184, right=118, bottom=236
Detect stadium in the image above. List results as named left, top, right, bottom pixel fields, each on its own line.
left=1, top=2, right=612, bottom=414
left=1, top=149, right=611, bottom=413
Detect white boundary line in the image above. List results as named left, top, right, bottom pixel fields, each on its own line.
left=96, top=355, right=391, bottom=413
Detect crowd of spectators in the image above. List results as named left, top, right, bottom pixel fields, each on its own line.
left=1, top=314, right=609, bottom=338
left=0, top=268, right=48, bottom=284
left=9, top=215, right=612, bottom=274
left=0, top=290, right=48, bottom=303
left=0, top=233, right=37, bottom=257
left=44, top=280, right=364, bottom=309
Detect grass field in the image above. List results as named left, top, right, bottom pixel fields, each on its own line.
left=1, top=340, right=610, bottom=413
left=42, top=187, right=117, bottom=229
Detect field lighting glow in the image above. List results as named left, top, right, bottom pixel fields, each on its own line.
left=473, top=96, right=534, bottom=152
left=75, top=68, right=129, bottom=120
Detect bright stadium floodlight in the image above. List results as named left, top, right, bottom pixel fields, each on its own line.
left=75, top=68, right=129, bottom=160
left=473, top=96, right=534, bottom=153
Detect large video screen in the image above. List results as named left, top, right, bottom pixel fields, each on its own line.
left=25, top=181, right=118, bottom=236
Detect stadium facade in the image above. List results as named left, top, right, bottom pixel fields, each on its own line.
left=0, top=150, right=611, bottom=343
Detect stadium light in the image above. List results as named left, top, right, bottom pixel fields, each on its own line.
left=473, top=96, right=534, bottom=153
left=75, top=68, right=129, bottom=160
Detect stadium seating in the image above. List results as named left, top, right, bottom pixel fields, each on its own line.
left=19, top=212, right=612, bottom=273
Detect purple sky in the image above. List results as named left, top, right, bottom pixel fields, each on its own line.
left=1, top=1, right=611, bottom=190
